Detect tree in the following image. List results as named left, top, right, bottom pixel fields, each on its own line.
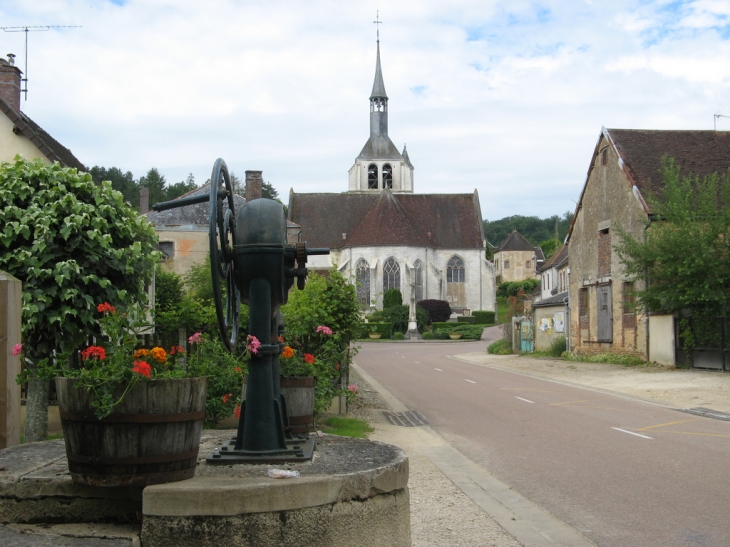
left=89, top=166, right=138, bottom=209
left=262, top=181, right=279, bottom=200
left=484, top=212, right=573, bottom=247
left=164, top=173, right=197, bottom=202
left=615, top=158, right=730, bottom=316
left=139, top=167, right=167, bottom=208
left=0, top=157, right=160, bottom=441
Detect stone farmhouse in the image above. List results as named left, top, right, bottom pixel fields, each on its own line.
left=0, top=56, right=85, bottom=170
left=288, top=40, right=495, bottom=313
left=566, top=128, right=730, bottom=362
left=493, top=230, right=544, bottom=283
left=531, top=244, right=569, bottom=351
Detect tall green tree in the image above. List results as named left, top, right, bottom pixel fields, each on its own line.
left=139, top=167, right=167, bottom=208
left=0, top=158, right=160, bottom=441
left=164, top=173, right=197, bottom=201
left=484, top=212, right=573, bottom=248
left=615, top=158, right=730, bottom=316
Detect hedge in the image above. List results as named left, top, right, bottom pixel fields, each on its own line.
left=472, top=311, right=496, bottom=324
left=430, top=323, right=484, bottom=340
left=361, top=322, right=392, bottom=338
left=458, top=316, right=477, bottom=324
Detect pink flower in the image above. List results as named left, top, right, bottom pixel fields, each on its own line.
left=316, top=325, right=333, bottom=335
left=12, top=344, right=22, bottom=356
left=247, top=335, right=261, bottom=354
left=188, top=332, right=203, bottom=344
left=347, top=384, right=358, bottom=394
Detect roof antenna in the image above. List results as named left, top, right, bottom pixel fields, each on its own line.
left=0, top=25, right=81, bottom=102
left=373, top=10, right=382, bottom=42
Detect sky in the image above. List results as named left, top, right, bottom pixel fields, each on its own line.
left=2, top=1, right=730, bottom=222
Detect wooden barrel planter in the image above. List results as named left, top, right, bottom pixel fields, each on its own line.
left=55, top=377, right=207, bottom=487
left=280, top=376, right=316, bottom=434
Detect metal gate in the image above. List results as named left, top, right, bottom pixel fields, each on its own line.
left=520, top=319, right=534, bottom=352
left=675, top=316, right=729, bottom=371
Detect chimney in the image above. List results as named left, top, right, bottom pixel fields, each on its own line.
left=0, top=55, right=22, bottom=112
left=245, top=171, right=263, bottom=202
left=139, top=188, right=150, bottom=215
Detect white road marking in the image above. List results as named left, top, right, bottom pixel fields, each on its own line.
left=435, top=368, right=443, bottom=372
left=515, top=397, right=535, bottom=404
left=465, top=379, right=477, bottom=384
left=414, top=361, right=420, bottom=363
left=612, top=427, right=653, bottom=440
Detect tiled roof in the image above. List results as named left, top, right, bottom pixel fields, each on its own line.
left=145, top=183, right=246, bottom=226
left=496, top=230, right=536, bottom=252
left=0, top=97, right=87, bottom=172
left=539, top=243, right=568, bottom=273
left=288, top=190, right=484, bottom=250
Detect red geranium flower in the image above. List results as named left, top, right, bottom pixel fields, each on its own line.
left=304, top=353, right=315, bottom=364
left=81, top=346, right=106, bottom=361
left=97, top=302, right=116, bottom=314
left=234, top=405, right=241, bottom=419
left=222, top=393, right=232, bottom=403
left=132, top=360, right=151, bottom=378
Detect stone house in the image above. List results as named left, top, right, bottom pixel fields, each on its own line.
left=566, top=128, right=730, bottom=361
left=537, top=244, right=568, bottom=302
left=0, top=55, right=85, bottom=170
left=493, top=230, right=544, bottom=283
left=289, top=39, right=495, bottom=314
left=531, top=244, right=569, bottom=350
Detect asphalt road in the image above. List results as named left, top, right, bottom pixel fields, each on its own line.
left=355, top=337, right=730, bottom=547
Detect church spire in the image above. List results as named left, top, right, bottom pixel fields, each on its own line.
left=369, top=13, right=388, bottom=138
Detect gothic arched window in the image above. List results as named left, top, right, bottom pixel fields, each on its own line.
left=447, top=256, right=465, bottom=283
left=356, top=259, right=370, bottom=307
left=383, top=164, right=393, bottom=189
left=383, top=257, right=401, bottom=293
left=414, top=260, right=424, bottom=303
left=368, top=164, right=378, bottom=189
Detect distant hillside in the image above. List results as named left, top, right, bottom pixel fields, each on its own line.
left=484, top=212, right=573, bottom=251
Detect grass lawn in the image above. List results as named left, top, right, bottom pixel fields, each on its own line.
left=497, top=296, right=509, bottom=323
left=319, top=416, right=374, bottom=438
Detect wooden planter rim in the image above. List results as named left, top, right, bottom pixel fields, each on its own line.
left=59, top=409, right=206, bottom=423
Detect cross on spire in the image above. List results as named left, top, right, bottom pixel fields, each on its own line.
left=373, top=11, right=382, bottom=41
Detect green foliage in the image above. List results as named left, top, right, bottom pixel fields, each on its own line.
left=183, top=254, right=216, bottom=303
left=393, top=332, right=405, bottom=340
left=319, top=416, right=373, bottom=438
left=0, top=157, right=160, bottom=363
left=154, top=297, right=218, bottom=348
left=539, top=239, right=559, bottom=259
left=563, top=352, right=648, bottom=367
left=615, top=158, right=730, bottom=316
left=431, top=323, right=483, bottom=340
left=89, top=166, right=138, bottom=209
left=155, top=265, right=184, bottom=312
left=421, top=331, right=435, bottom=340
left=497, top=279, right=539, bottom=297
left=488, top=339, right=512, bottom=354
left=473, top=311, right=496, bottom=324
left=164, top=173, right=197, bottom=202
left=458, top=316, right=477, bottom=324
left=383, top=289, right=403, bottom=309
left=187, top=335, right=247, bottom=427
left=484, top=212, right=573, bottom=247
left=548, top=335, right=567, bottom=357
left=381, top=304, right=428, bottom=334
left=364, top=322, right=392, bottom=338
left=138, top=167, right=167, bottom=208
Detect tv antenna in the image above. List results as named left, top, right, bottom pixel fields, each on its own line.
left=714, top=113, right=730, bottom=131
left=0, top=25, right=81, bottom=101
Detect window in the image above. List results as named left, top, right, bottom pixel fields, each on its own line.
left=356, top=259, right=370, bottom=307
left=159, top=241, right=174, bottom=259
left=622, top=281, right=636, bottom=328
left=600, top=148, right=608, bottom=166
left=383, top=257, right=400, bottom=292
left=526, top=260, right=531, bottom=269
left=382, top=164, right=393, bottom=189
left=504, top=259, right=510, bottom=269
left=446, top=256, right=465, bottom=283
left=368, top=164, right=378, bottom=189
left=414, top=260, right=424, bottom=303
left=579, top=288, right=589, bottom=330
left=598, top=228, right=611, bottom=277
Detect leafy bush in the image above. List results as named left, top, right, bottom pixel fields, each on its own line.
left=432, top=324, right=483, bottom=340
left=497, top=279, right=539, bottom=297
left=421, top=331, right=435, bottom=340
left=393, top=332, right=405, bottom=340
left=417, top=300, right=452, bottom=323
left=383, top=289, right=403, bottom=309
left=364, top=322, right=392, bottom=337
left=549, top=335, right=567, bottom=357
left=155, top=266, right=184, bottom=312
left=473, top=311, right=496, bottom=324
left=382, top=304, right=428, bottom=334
left=458, top=316, right=477, bottom=324
left=488, top=339, right=512, bottom=354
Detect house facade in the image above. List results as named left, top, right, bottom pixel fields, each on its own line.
left=566, top=128, right=730, bottom=359
left=289, top=39, right=495, bottom=314
left=493, top=230, right=544, bottom=283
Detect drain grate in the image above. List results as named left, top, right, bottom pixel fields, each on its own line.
left=679, top=407, right=730, bottom=421
left=381, top=410, right=428, bottom=427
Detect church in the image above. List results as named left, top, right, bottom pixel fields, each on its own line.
left=287, top=39, right=496, bottom=315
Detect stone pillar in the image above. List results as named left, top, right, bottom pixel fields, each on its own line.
left=0, top=272, right=22, bottom=448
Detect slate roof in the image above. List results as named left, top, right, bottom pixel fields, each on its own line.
left=357, top=135, right=404, bottom=161
left=145, top=183, right=246, bottom=226
left=370, top=41, right=388, bottom=100
left=0, top=97, right=86, bottom=172
left=533, top=290, right=569, bottom=307
left=496, top=230, right=537, bottom=253
left=538, top=243, right=568, bottom=273
left=288, top=189, right=484, bottom=250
